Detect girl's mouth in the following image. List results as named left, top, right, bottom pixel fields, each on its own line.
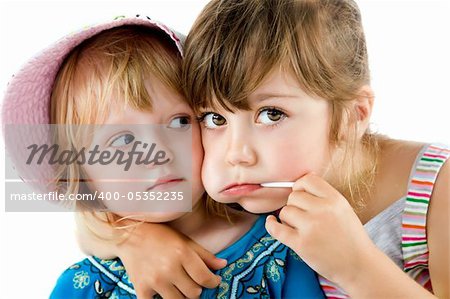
left=220, top=183, right=262, bottom=196
left=147, top=176, right=184, bottom=191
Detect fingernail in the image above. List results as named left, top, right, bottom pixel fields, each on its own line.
left=265, top=216, right=274, bottom=232
left=219, top=258, right=227, bottom=265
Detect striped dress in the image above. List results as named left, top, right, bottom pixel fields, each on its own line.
left=319, top=143, right=450, bottom=298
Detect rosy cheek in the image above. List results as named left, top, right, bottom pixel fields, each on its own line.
left=260, top=133, right=316, bottom=180
left=192, top=140, right=203, bottom=173
left=201, top=157, right=214, bottom=184
left=270, top=149, right=311, bottom=179
left=201, top=152, right=222, bottom=192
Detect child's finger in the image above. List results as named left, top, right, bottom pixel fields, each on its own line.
left=293, top=173, right=339, bottom=198
left=134, top=286, right=156, bottom=299
left=265, top=215, right=298, bottom=249
left=287, top=190, right=321, bottom=211
left=190, top=241, right=227, bottom=270
left=172, top=269, right=203, bottom=298
left=277, top=205, right=307, bottom=229
left=156, top=283, right=184, bottom=299
left=182, top=250, right=222, bottom=289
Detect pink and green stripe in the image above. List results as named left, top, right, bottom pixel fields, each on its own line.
left=401, top=143, right=449, bottom=292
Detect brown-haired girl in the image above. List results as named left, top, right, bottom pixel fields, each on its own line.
left=182, top=0, right=449, bottom=297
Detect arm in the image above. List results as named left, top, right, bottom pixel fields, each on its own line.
left=75, top=212, right=227, bottom=298
left=427, top=160, right=449, bottom=298
left=266, top=173, right=436, bottom=298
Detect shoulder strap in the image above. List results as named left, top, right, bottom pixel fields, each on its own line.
left=401, top=143, right=450, bottom=290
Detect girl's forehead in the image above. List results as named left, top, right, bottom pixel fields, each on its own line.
left=249, top=67, right=308, bottom=96
left=198, top=66, right=314, bottom=112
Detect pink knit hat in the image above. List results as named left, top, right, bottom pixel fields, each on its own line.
left=2, top=15, right=183, bottom=125
left=2, top=15, right=185, bottom=198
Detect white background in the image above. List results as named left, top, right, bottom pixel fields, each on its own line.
left=0, top=0, right=449, bottom=298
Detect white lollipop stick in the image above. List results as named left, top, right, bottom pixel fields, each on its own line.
left=260, top=182, right=294, bottom=188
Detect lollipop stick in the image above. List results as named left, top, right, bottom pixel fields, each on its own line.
left=260, top=182, right=294, bottom=188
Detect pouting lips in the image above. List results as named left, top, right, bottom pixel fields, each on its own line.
left=147, top=177, right=184, bottom=190
left=220, top=183, right=262, bottom=196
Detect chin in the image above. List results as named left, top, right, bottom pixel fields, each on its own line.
left=239, top=197, right=286, bottom=214
left=127, top=212, right=186, bottom=223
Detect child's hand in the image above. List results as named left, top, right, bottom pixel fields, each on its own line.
left=265, top=173, right=376, bottom=288
left=116, top=223, right=227, bottom=299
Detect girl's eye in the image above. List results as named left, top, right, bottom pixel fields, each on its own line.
left=256, top=108, right=286, bottom=125
left=110, top=133, right=135, bottom=147
left=199, top=113, right=227, bottom=128
left=168, top=116, right=191, bottom=129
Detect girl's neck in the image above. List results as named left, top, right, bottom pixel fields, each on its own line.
left=166, top=197, right=209, bottom=238
left=165, top=198, right=259, bottom=254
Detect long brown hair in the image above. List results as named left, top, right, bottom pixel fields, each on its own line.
left=183, top=0, right=378, bottom=210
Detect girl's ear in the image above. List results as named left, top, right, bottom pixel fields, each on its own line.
left=354, top=85, right=374, bottom=137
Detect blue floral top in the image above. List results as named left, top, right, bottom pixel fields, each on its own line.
left=50, top=216, right=325, bottom=298
left=201, top=215, right=324, bottom=299
left=50, top=256, right=134, bottom=298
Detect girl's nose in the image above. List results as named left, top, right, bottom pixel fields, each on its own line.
left=225, top=126, right=257, bottom=167
left=226, top=144, right=257, bottom=167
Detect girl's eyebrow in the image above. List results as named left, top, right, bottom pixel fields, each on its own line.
left=252, top=93, right=299, bottom=102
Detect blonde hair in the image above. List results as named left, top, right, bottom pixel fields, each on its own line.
left=50, top=26, right=227, bottom=240
left=183, top=0, right=378, bottom=210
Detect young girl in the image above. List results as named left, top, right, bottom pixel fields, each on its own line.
left=1, top=15, right=324, bottom=299
left=80, top=0, right=449, bottom=298
left=183, top=0, right=449, bottom=298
